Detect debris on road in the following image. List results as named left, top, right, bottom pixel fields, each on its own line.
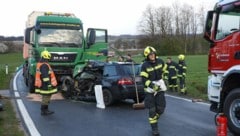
left=192, top=99, right=203, bottom=103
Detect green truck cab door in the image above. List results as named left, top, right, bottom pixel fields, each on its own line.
left=85, top=28, right=108, bottom=61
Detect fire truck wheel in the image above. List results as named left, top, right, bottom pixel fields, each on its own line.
left=223, top=88, right=240, bottom=135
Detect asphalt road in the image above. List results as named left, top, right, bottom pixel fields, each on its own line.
left=12, top=70, right=220, bottom=136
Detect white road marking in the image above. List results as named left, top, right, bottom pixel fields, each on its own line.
left=14, top=91, right=20, bottom=98
left=166, top=94, right=211, bottom=106
left=13, top=70, right=41, bottom=136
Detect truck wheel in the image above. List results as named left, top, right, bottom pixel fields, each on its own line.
left=23, top=64, right=28, bottom=86
left=223, top=88, right=240, bottom=135
left=28, top=75, right=35, bottom=93
left=24, top=76, right=28, bottom=86
left=102, top=89, right=113, bottom=106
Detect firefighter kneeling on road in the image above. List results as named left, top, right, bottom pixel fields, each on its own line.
left=140, top=46, right=167, bottom=136
left=35, top=50, right=58, bottom=116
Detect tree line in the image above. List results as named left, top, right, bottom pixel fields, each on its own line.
left=137, top=2, right=211, bottom=56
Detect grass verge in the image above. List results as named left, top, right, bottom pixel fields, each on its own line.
left=0, top=99, right=25, bottom=136
left=0, top=52, right=25, bottom=136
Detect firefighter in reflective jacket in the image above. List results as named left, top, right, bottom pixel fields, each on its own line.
left=178, top=54, right=187, bottom=94
left=35, top=50, right=57, bottom=115
left=165, top=57, right=178, bottom=92
left=140, top=46, right=167, bottom=136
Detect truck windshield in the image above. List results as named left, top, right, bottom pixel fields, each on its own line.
left=38, top=29, right=83, bottom=48
left=216, top=12, right=240, bottom=40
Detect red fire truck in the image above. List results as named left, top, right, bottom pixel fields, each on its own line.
left=204, top=0, right=240, bottom=135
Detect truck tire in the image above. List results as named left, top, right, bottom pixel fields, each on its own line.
left=24, top=76, right=28, bottom=86
left=23, top=64, right=28, bottom=86
left=223, top=88, right=240, bottom=135
left=28, top=75, right=35, bottom=93
left=102, top=88, right=113, bottom=106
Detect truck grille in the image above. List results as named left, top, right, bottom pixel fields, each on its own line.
left=50, top=52, right=77, bottom=62
left=51, top=66, right=73, bottom=75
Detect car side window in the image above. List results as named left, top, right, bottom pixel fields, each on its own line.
left=103, top=65, right=117, bottom=76
left=123, top=65, right=141, bottom=75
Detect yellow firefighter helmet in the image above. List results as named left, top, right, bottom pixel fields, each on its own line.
left=178, top=54, right=185, bottom=61
left=41, top=50, right=51, bottom=60
left=143, top=46, right=156, bottom=58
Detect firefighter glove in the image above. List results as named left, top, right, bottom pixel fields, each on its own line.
left=149, top=83, right=160, bottom=92
left=153, top=84, right=160, bottom=92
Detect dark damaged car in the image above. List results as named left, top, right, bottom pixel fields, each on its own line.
left=61, top=61, right=145, bottom=106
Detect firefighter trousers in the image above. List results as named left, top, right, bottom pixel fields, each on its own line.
left=178, top=77, right=186, bottom=93
left=145, top=91, right=166, bottom=120
left=41, top=94, right=51, bottom=105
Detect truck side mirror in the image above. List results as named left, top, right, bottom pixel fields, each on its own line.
left=24, top=28, right=32, bottom=44
left=203, top=11, right=214, bottom=43
left=36, top=29, right=41, bottom=34
left=87, top=29, right=96, bottom=48
left=35, top=25, right=41, bottom=34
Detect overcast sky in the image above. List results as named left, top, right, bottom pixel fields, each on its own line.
left=1, top=0, right=217, bottom=36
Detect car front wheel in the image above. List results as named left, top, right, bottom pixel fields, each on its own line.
left=102, top=88, right=114, bottom=106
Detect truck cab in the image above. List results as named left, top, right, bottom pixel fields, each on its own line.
left=22, top=11, right=108, bottom=93
left=204, top=0, right=240, bottom=135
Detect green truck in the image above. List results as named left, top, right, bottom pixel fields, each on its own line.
left=22, top=11, right=108, bottom=93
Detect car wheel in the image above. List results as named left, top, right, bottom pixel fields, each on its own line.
left=223, top=88, right=240, bottom=135
left=102, top=88, right=113, bottom=106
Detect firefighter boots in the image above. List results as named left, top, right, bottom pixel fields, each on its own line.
left=41, top=105, right=54, bottom=116
left=151, top=123, right=160, bottom=136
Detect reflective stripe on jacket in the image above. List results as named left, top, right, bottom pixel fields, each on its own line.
left=140, top=59, right=167, bottom=93
left=166, top=61, right=178, bottom=79
left=178, top=60, right=187, bottom=77
left=35, top=62, right=57, bottom=94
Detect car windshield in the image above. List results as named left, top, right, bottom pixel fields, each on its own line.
left=122, top=64, right=141, bottom=75
left=38, top=28, right=83, bottom=48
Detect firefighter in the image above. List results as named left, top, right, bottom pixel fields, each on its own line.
left=140, top=46, right=167, bottom=136
left=166, top=57, right=178, bottom=92
left=126, top=54, right=134, bottom=62
left=35, top=50, right=58, bottom=116
left=177, top=54, right=187, bottom=94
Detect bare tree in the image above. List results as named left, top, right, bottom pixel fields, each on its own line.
left=137, top=1, right=209, bottom=55
left=155, top=6, right=173, bottom=37
left=178, top=4, right=193, bottom=53
left=138, top=4, right=156, bottom=38
left=190, top=11, right=198, bottom=36
left=197, top=4, right=206, bottom=33
left=172, top=1, right=181, bottom=35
